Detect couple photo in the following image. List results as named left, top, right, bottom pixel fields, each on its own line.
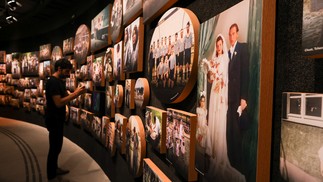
left=196, top=0, right=258, bottom=181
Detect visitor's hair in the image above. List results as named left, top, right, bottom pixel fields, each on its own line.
left=54, top=58, right=72, bottom=72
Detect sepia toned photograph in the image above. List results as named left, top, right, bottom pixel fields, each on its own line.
left=104, top=47, right=114, bottom=83
left=43, top=60, right=51, bottom=78
left=126, top=115, right=146, bottom=178
left=111, top=0, right=123, bottom=43
left=91, top=4, right=112, bottom=53
left=51, top=46, right=63, bottom=61
left=80, top=109, right=94, bottom=133
left=280, top=92, right=323, bottom=182
left=105, top=85, right=115, bottom=118
left=113, top=41, right=125, bottom=80
left=6, top=54, right=12, bottom=73
left=63, top=37, right=74, bottom=55
left=0, top=64, right=6, bottom=74
left=92, top=115, right=102, bottom=140
left=125, top=79, right=135, bottom=109
left=84, top=93, right=92, bottom=111
left=39, top=44, right=51, bottom=61
left=166, top=108, right=197, bottom=181
left=86, top=55, right=94, bottom=80
left=74, top=24, right=90, bottom=65
left=114, top=113, right=127, bottom=154
left=11, top=53, right=21, bottom=79
left=143, top=158, right=171, bottom=182
left=143, top=0, right=177, bottom=23
left=148, top=7, right=199, bottom=104
left=107, top=121, right=116, bottom=156
left=21, top=52, right=39, bottom=76
left=122, top=0, right=142, bottom=26
left=0, top=51, right=6, bottom=63
left=123, top=17, right=144, bottom=73
left=134, top=78, right=150, bottom=109
left=92, top=56, right=105, bottom=86
left=145, top=106, right=167, bottom=153
left=101, top=116, right=109, bottom=147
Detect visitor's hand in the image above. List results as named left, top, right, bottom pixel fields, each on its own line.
left=75, top=85, right=86, bottom=96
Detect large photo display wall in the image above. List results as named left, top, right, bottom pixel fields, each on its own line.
left=0, top=0, right=275, bottom=181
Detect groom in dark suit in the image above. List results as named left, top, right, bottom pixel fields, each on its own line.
left=227, top=23, right=249, bottom=175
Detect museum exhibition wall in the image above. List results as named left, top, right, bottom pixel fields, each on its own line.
left=0, top=0, right=294, bottom=181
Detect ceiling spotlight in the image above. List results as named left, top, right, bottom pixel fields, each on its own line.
left=6, top=15, right=17, bottom=24
left=7, top=0, right=22, bottom=11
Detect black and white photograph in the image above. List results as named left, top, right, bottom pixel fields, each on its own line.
left=70, top=106, right=81, bottom=126
left=134, top=78, right=149, bottom=109
left=115, top=113, right=127, bottom=154
left=111, top=0, right=123, bottom=43
left=103, top=47, right=114, bottom=83
left=92, top=56, right=105, bottom=86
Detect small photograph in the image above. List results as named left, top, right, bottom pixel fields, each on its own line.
left=134, top=78, right=150, bottom=109
left=67, top=73, right=77, bottom=92
left=123, top=17, right=143, bottom=73
left=23, top=102, right=31, bottom=112
left=84, top=93, right=92, bottom=111
left=107, top=121, right=117, bottom=156
left=86, top=55, right=94, bottom=80
left=145, top=106, right=167, bottom=153
left=28, top=78, right=39, bottom=88
left=0, top=51, right=6, bottom=63
left=63, top=37, right=74, bottom=55
left=0, top=64, right=6, bottom=74
left=6, top=54, right=12, bottom=73
left=80, top=65, right=88, bottom=81
left=24, top=89, right=31, bottom=102
left=36, top=97, right=45, bottom=105
left=143, top=0, right=177, bottom=23
left=37, top=80, right=44, bottom=97
left=70, top=106, right=81, bottom=126
left=21, top=52, right=39, bottom=76
left=43, top=60, right=51, bottom=78
left=0, top=75, right=5, bottom=82
left=280, top=92, right=323, bottom=182
left=0, top=95, right=6, bottom=105
left=113, top=41, right=125, bottom=80
left=38, top=62, right=44, bottom=79
left=17, top=78, right=29, bottom=90
left=11, top=54, right=21, bottom=79
left=148, top=7, right=199, bottom=104
left=0, top=83, right=6, bottom=94
left=166, top=108, right=197, bottom=181
left=105, top=85, right=115, bottom=118
left=85, top=80, right=93, bottom=92
left=102, top=116, right=110, bottom=147
left=91, top=4, right=112, bottom=53
left=30, top=98, right=36, bottom=110
left=125, top=79, right=135, bottom=109
left=126, top=115, right=146, bottom=178
left=38, top=105, right=45, bottom=115
left=69, top=59, right=77, bottom=73
left=70, top=95, right=79, bottom=107
left=122, top=0, right=142, bottom=26
left=143, top=158, right=171, bottom=182
left=114, top=113, right=128, bottom=154
left=80, top=109, right=93, bottom=133
left=10, top=98, right=20, bottom=108
left=39, top=43, right=51, bottom=61
left=74, top=24, right=90, bottom=65
left=111, top=0, right=123, bottom=43
left=51, top=46, right=63, bottom=61
left=114, top=84, right=124, bottom=108
left=92, top=115, right=102, bottom=140
left=92, top=56, right=105, bottom=86
left=92, top=91, right=104, bottom=116
left=103, top=47, right=114, bottom=83
left=30, top=88, right=38, bottom=98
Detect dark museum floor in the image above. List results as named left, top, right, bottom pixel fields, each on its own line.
left=0, top=117, right=110, bottom=182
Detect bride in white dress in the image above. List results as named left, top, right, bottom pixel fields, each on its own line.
left=204, top=34, right=245, bottom=181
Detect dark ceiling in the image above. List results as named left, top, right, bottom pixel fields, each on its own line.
left=0, top=0, right=101, bottom=41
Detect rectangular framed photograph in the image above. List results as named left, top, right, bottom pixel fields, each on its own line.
left=0, top=64, right=6, bottom=74
left=102, top=116, right=110, bottom=147
left=92, top=115, right=102, bottom=140
left=11, top=53, right=21, bottom=79
left=39, top=43, right=51, bottom=61
left=166, top=108, right=197, bottom=181
left=123, top=17, right=144, bottom=73
left=105, top=85, right=115, bottom=118
left=103, top=47, right=114, bottom=83
left=21, top=52, right=39, bottom=76
left=80, top=109, right=93, bottom=133
left=63, top=37, right=74, bottom=55
left=115, top=113, right=128, bottom=154
left=92, top=56, right=105, bottom=87
left=0, top=51, right=6, bottom=63
left=91, top=4, right=112, bottom=53
left=125, top=79, right=135, bottom=109
left=143, top=158, right=171, bottom=182
left=122, top=0, right=142, bottom=26
left=143, top=0, right=177, bottom=24
left=6, top=54, right=12, bottom=73
left=280, top=92, right=323, bottom=181
left=70, top=106, right=81, bottom=126
left=145, top=106, right=167, bottom=153
left=113, top=41, right=125, bottom=80
left=43, top=60, right=51, bottom=78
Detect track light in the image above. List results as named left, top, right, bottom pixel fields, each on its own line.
left=6, top=15, right=17, bottom=24
left=7, top=0, right=22, bottom=11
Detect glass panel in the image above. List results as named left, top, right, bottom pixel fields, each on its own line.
left=290, top=98, right=301, bottom=114
left=305, top=97, right=322, bottom=117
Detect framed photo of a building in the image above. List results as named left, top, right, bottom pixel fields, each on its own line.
left=148, top=7, right=199, bottom=104
left=111, top=0, right=123, bottom=43
left=91, top=4, right=112, bottom=53
left=126, top=115, right=146, bottom=178
left=39, top=44, right=51, bottom=61
left=134, top=78, right=150, bottom=109
left=0, top=51, right=6, bottom=63
left=145, top=106, right=167, bottom=154
left=125, top=79, right=135, bottom=109
left=115, top=113, right=128, bottom=154
left=143, top=0, right=177, bottom=24
left=143, top=158, right=171, bottom=182
left=122, top=0, right=142, bottom=26
left=166, top=108, right=197, bottom=181
left=104, top=47, right=114, bottom=83
left=21, top=52, right=39, bottom=76
left=106, top=85, right=115, bottom=118
left=74, top=24, right=90, bottom=66
left=92, top=56, right=105, bottom=87
left=63, top=37, right=74, bottom=55
left=113, top=41, right=125, bottom=80
left=302, top=0, right=323, bottom=58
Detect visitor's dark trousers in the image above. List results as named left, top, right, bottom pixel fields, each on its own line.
left=47, top=126, right=64, bottom=179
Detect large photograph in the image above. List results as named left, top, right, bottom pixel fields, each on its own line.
left=122, top=0, right=142, bottom=26
left=123, top=17, right=143, bottom=73
left=21, top=52, right=39, bottom=76
left=148, top=7, right=199, bottom=104
left=91, top=4, right=112, bottom=53
left=74, top=24, right=90, bottom=66
left=39, top=44, right=51, bottom=61
left=111, top=0, right=123, bottom=43
left=196, top=0, right=260, bottom=181
left=280, top=92, right=323, bottom=181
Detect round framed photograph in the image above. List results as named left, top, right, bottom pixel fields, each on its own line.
left=111, top=0, right=123, bottom=43
left=135, top=78, right=150, bottom=109
left=74, top=24, right=90, bottom=66
left=147, top=7, right=200, bottom=104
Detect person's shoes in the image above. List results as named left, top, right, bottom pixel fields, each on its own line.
left=56, top=168, right=70, bottom=175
